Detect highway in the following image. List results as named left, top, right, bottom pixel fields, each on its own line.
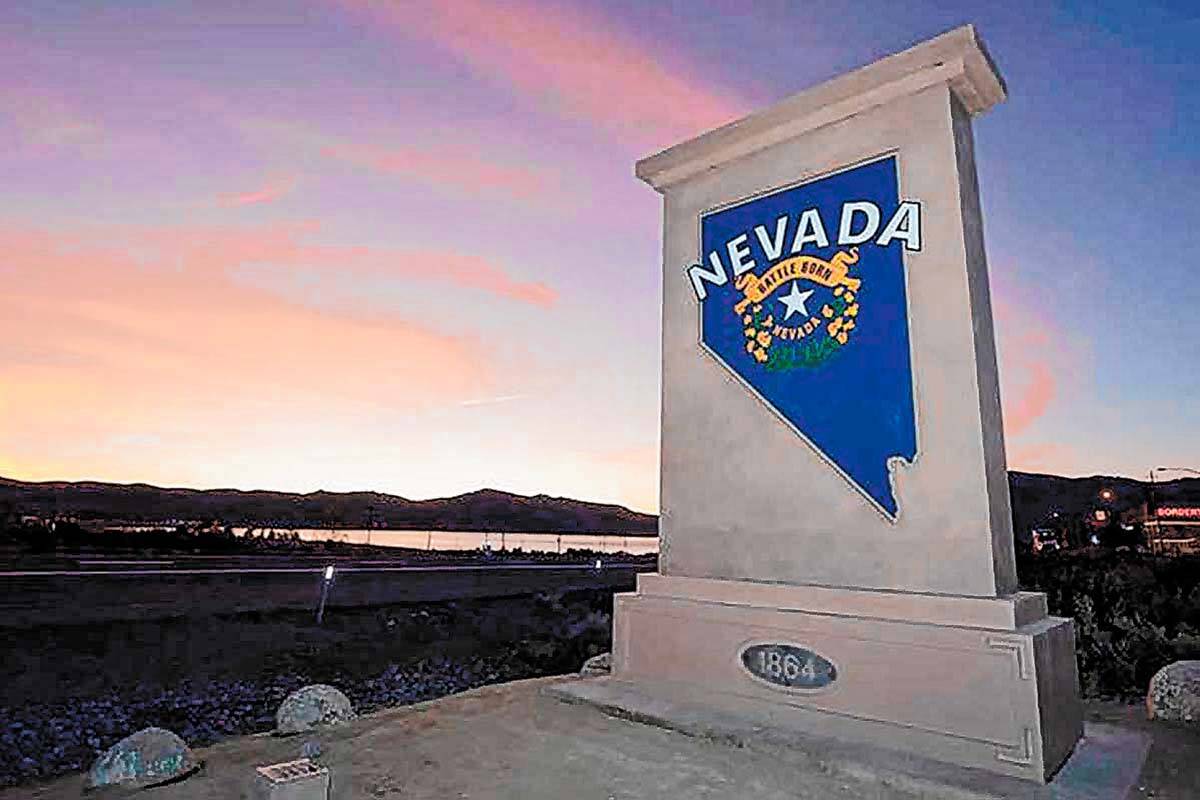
left=0, top=556, right=652, bottom=627
left=0, top=562, right=639, bottom=578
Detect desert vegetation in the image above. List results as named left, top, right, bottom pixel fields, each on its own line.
left=1018, top=549, right=1200, bottom=699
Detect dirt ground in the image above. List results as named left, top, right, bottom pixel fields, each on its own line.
left=0, top=593, right=607, bottom=705
left=4, top=677, right=1198, bottom=800
left=0, top=591, right=615, bottom=787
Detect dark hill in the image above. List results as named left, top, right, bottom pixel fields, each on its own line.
left=3, top=471, right=1198, bottom=539
left=0, top=477, right=656, bottom=534
left=1007, top=470, right=1200, bottom=538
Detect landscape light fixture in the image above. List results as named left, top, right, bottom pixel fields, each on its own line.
left=316, top=565, right=335, bottom=624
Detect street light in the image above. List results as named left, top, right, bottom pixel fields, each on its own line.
left=1099, top=487, right=1115, bottom=503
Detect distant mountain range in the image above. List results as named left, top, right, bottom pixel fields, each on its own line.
left=0, top=477, right=657, bottom=535
left=1007, top=470, right=1200, bottom=536
left=2, top=471, right=1198, bottom=538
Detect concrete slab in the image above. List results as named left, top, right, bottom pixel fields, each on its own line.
left=1046, top=725, right=1150, bottom=800
left=548, top=676, right=1151, bottom=800
left=1, top=677, right=1182, bottom=800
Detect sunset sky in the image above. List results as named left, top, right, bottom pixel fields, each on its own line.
left=2, top=1, right=1197, bottom=513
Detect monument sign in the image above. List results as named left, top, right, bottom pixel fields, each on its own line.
left=564, top=26, right=1083, bottom=783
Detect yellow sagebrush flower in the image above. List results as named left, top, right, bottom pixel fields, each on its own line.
left=821, top=305, right=833, bottom=318
left=844, top=291, right=855, bottom=303
left=827, top=318, right=844, bottom=337
left=743, top=314, right=752, bottom=325
left=746, top=341, right=755, bottom=353
left=754, top=348, right=768, bottom=362
left=745, top=327, right=756, bottom=338
left=756, top=331, right=772, bottom=347
left=837, top=331, right=848, bottom=345
left=845, top=303, right=859, bottom=317
left=834, top=286, right=844, bottom=297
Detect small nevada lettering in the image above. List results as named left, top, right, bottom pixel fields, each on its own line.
left=686, top=200, right=921, bottom=301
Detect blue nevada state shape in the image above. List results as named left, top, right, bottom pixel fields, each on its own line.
left=698, top=156, right=918, bottom=518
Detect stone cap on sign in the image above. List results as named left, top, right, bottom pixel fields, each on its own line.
left=635, top=24, right=1005, bottom=192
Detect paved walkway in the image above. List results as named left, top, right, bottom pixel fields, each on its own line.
left=3, top=677, right=1197, bottom=799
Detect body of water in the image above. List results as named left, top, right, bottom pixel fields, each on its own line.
left=229, top=528, right=659, bottom=555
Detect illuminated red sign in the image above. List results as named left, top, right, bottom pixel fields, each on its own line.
left=1156, top=507, right=1200, bottom=520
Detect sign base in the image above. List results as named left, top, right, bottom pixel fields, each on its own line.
left=607, top=574, right=1083, bottom=783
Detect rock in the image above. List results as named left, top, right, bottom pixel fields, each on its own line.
left=85, top=727, right=199, bottom=791
left=581, top=652, right=611, bottom=677
left=1148, top=660, right=1200, bottom=724
left=275, top=684, right=356, bottom=735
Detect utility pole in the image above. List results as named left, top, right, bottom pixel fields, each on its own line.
left=1149, top=469, right=1158, bottom=556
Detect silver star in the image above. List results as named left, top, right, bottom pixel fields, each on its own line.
left=777, top=282, right=814, bottom=321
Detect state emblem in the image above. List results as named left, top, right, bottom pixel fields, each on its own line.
left=686, top=156, right=920, bottom=519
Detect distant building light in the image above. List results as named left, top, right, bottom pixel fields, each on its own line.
left=1094, top=509, right=1108, bottom=522
left=324, top=565, right=335, bottom=581
left=1157, top=507, right=1200, bottom=520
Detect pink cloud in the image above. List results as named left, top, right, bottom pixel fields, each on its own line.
left=595, top=444, right=658, bottom=469
left=323, top=142, right=547, bottom=198
left=0, top=221, right=565, bottom=499
left=92, top=220, right=556, bottom=308
left=1002, top=358, right=1057, bottom=437
left=0, top=224, right=496, bottom=455
left=218, top=175, right=298, bottom=207
left=0, top=220, right=557, bottom=455
left=431, top=250, right=556, bottom=307
left=991, top=274, right=1084, bottom=439
left=336, top=0, right=748, bottom=150
left=1007, top=442, right=1078, bottom=475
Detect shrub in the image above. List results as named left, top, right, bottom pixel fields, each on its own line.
left=1017, top=549, right=1200, bottom=699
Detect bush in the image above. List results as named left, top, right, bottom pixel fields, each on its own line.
left=1017, top=549, right=1200, bottom=699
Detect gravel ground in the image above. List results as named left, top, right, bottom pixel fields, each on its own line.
left=0, top=589, right=613, bottom=788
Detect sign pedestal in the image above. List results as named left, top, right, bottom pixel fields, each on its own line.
left=559, top=26, right=1083, bottom=784
left=611, top=575, right=1080, bottom=782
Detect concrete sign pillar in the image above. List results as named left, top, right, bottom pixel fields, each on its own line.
left=573, top=26, right=1082, bottom=783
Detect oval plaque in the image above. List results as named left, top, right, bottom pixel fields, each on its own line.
left=740, top=643, right=837, bottom=690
